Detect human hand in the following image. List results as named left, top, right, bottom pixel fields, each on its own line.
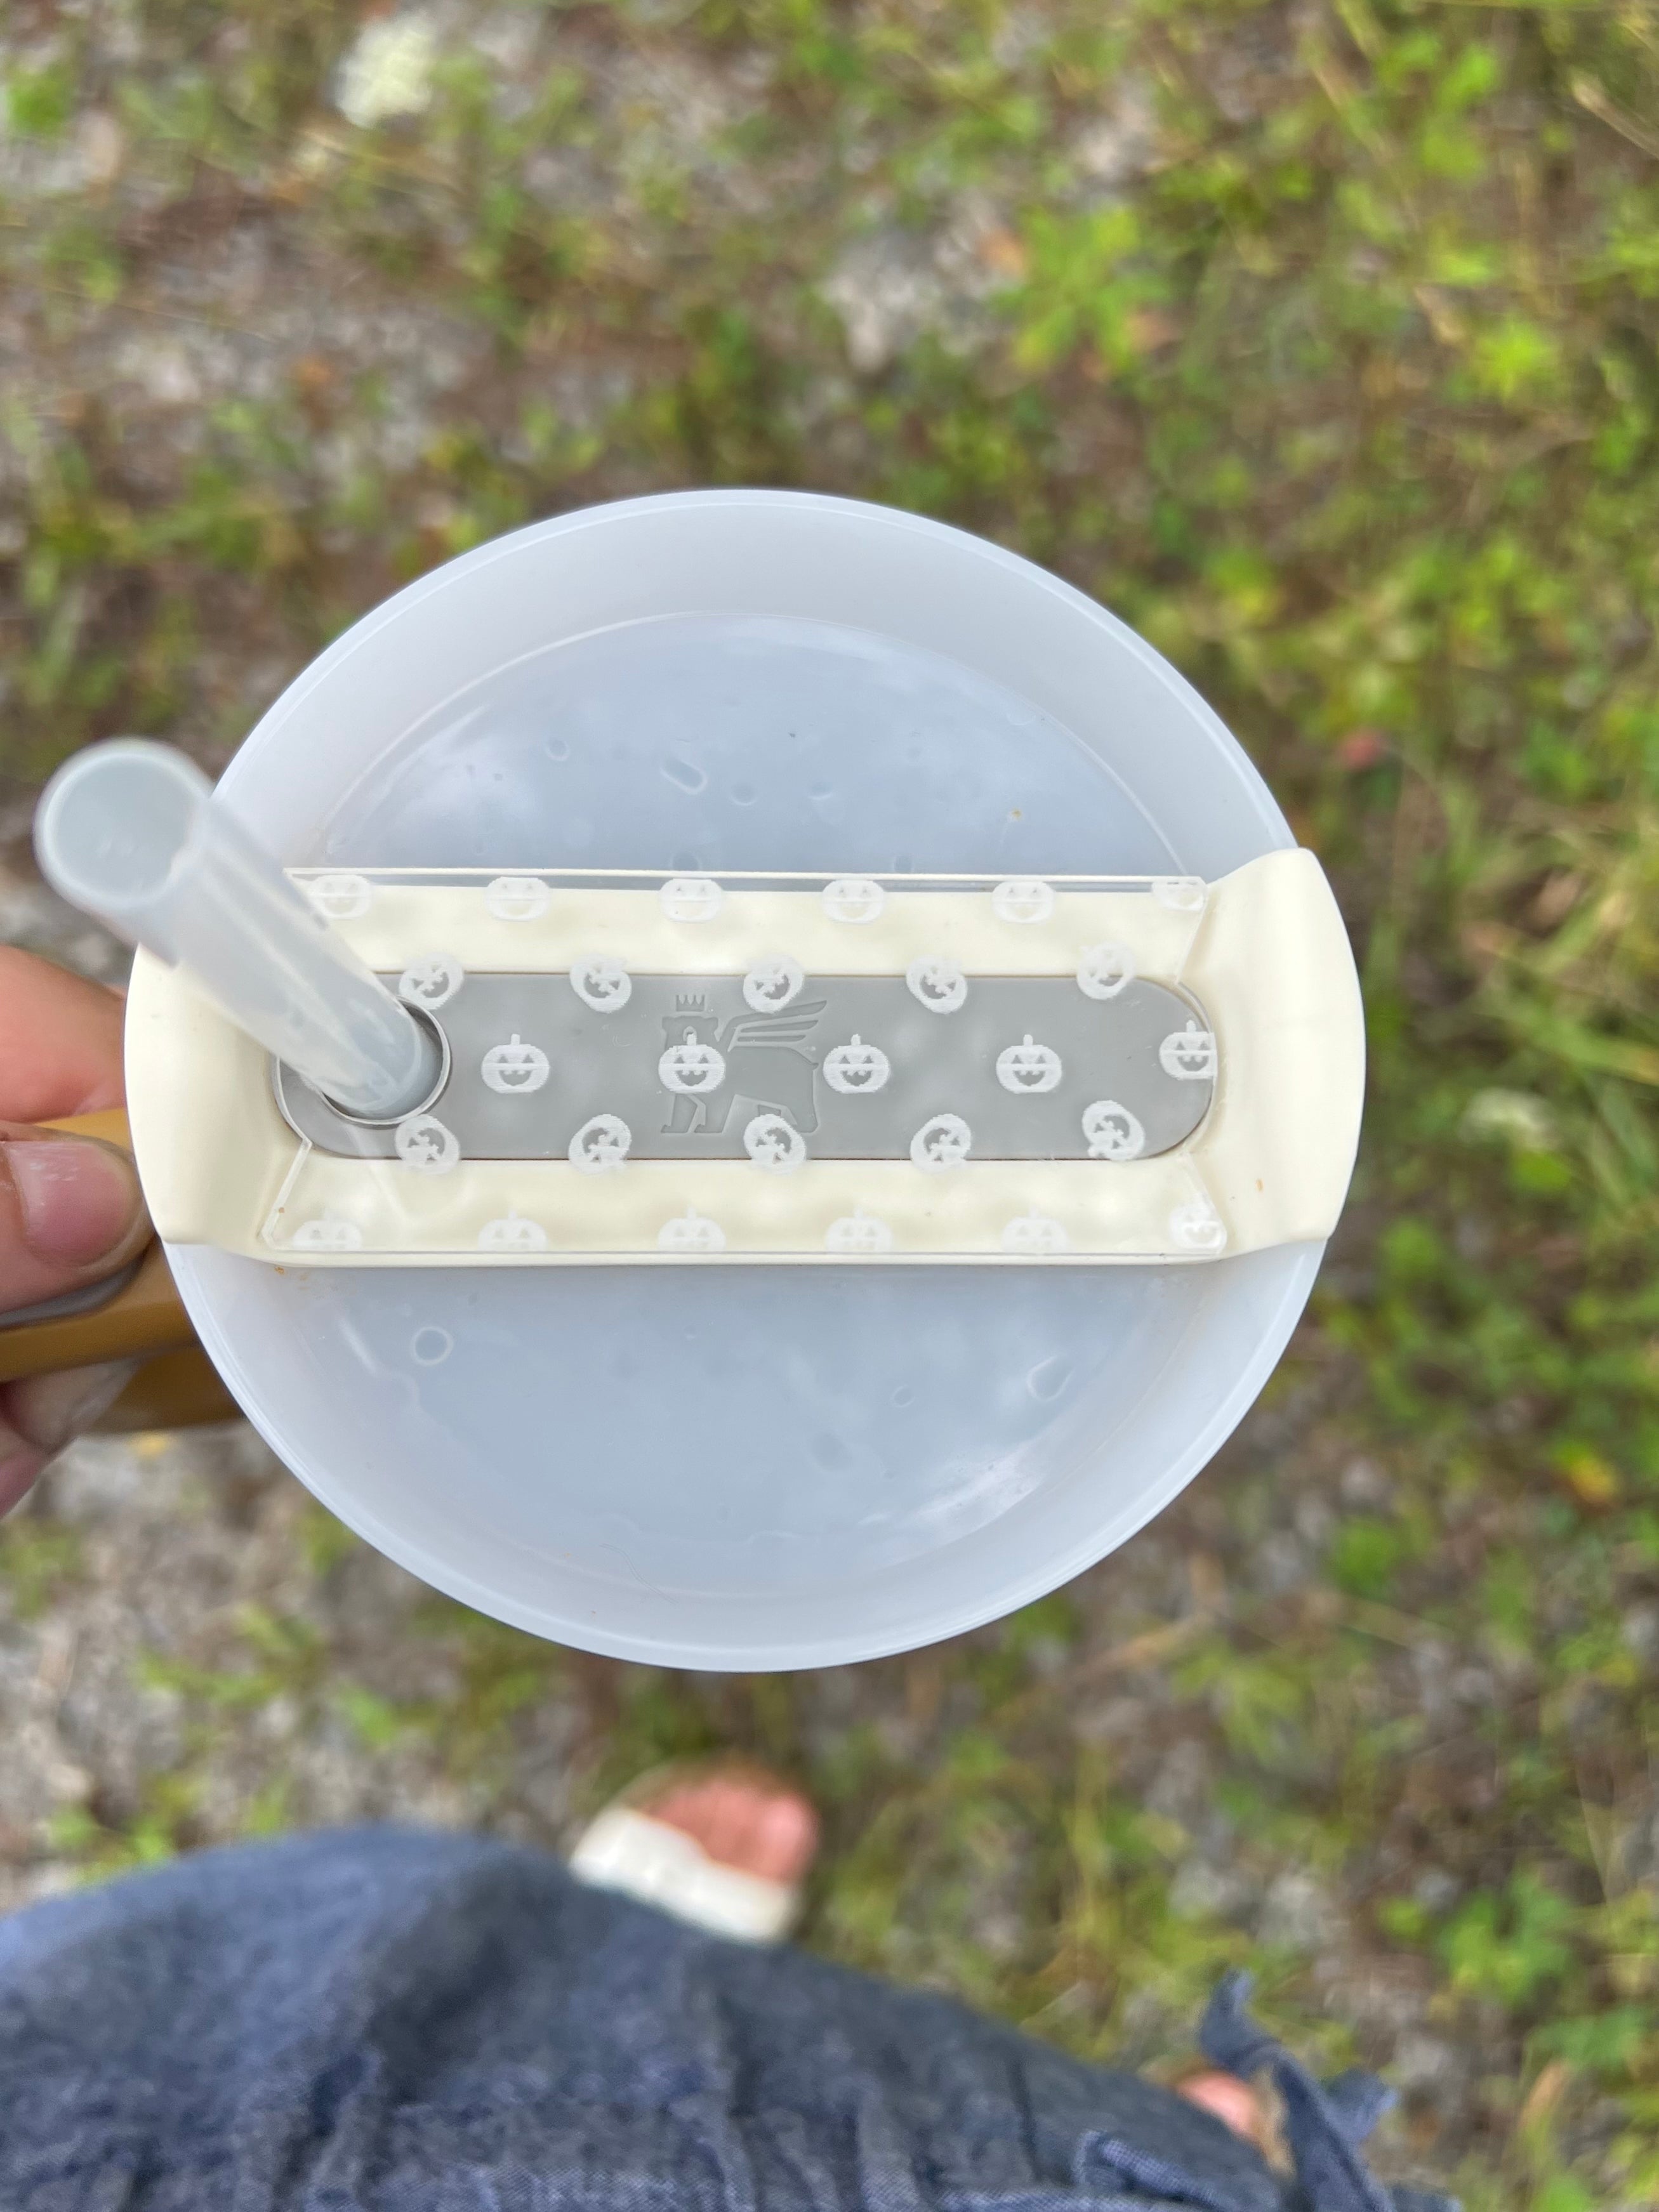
left=0, top=946, right=150, bottom=1516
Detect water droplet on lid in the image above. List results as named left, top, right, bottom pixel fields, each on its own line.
left=544, top=735, right=570, bottom=761
left=662, top=755, right=707, bottom=794
left=1027, top=1355, right=1072, bottom=1403
left=411, top=1326, right=453, bottom=1367
left=730, top=782, right=757, bottom=806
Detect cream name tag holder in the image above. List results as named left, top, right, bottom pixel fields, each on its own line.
left=126, top=853, right=1363, bottom=1267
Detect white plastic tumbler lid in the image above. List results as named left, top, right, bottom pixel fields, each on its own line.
left=159, top=490, right=1319, bottom=1669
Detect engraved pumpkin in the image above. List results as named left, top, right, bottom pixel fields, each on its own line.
left=658, top=875, right=724, bottom=922
left=823, top=1034, right=890, bottom=1095
left=991, top=877, right=1055, bottom=924
left=824, top=1207, right=894, bottom=1253
left=1168, top=1197, right=1227, bottom=1252
left=292, top=1213, right=363, bottom=1251
left=743, top=955, right=805, bottom=1011
left=910, top=1112, right=972, bottom=1171
left=659, top=1032, right=726, bottom=1094
left=485, top=874, right=550, bottom=921
left=1158, top=1019, right=1217, bottom=1082
left=1081, top=1099, right=1146, bottom=1161
left=394, top=1113, right=461, bottom=1173
left=906, top=956, right=968, bottom=1014
left=570, top=955, right=631, bottom=1011
left=821, top=877, right=885, bottom=925
left=657, top=1207, right=726, bottom=1253
left=477, top=1211, right=549, bottom=1252
left=398, top=952, right=464, bottom=1009
left=1076, top=942, right=1136, bottom=1001
left=568, top=1113, right=630, bottom=1172
left=305, top=872, right=372, bottom=921
left=481, top=1033, right=550, bottom=1095
left=995, top=1034, right=1062, bottom=1094
left=1000, top=1211, right=1069, bottom=1254
left=744, top=1113, right=807, bottom=1171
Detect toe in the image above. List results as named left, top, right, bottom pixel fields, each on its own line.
left=1177, top=2070, right=1264, bottom=2147
left=642, top=1768, right=819, bottom=1885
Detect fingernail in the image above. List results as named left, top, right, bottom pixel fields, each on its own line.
left=11, top=1360, right=137, bottom=1454
left=4, top=1140, right=143, bottom=1267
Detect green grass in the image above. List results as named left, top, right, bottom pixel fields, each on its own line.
left=4, top=1, right=1659, bottom=2201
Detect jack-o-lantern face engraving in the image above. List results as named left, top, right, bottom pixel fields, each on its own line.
left=658, top=1031, right=726, bottom=1094
left=821, top=877, right=885, bottom=924
left=398, top=952, right=464, bottom=1010
left=477, top=1211, right=548, bottom=1252
left=1077, top=942, right=1136, bottom=1001
left=1152, top=876, right=1206, bottom=913
left=1158, top=1020, right=1218, bottom=1082
left=1000, top=1211, right=1069, bottom=1254
left=906, top=957, right=968, bottom=1015
left=1082, top=1100, right=1147, bottom=1161
left=657, top=1207, right=725, bottom=1253
left=292, top=1213, right=363, bottom=1251
left=485, top=875, right=549, bottom=921
left=743, top=955, right=805, bottom=1012
left=394, top=1114, right=461, bottom=1174
left=995, top=1034, right=1062, bottom=1094
left=825, top=1207, right=894, bottom=1253
left=991, top=878, right=1055, bottom=924
left=1169, top=1196, right=1227, bottom=1252
left=569, top=1114, right=630, bottom=1172
left=658, top=876, right=723, bottom=923
left=305, top=872, right=372, bottom=921
left=481, top=1033, right=550, bottom=1095
left=570, top=955, right=631, bottom=1012
left=823, top=1034, right=890, bottom=1095
left=910, top=1113, right=972, bottom=1171
left=744, top=1114, right=807, bottom=1172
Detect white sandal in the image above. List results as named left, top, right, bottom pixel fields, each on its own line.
left=568, top=1763, right=809, bottom=1945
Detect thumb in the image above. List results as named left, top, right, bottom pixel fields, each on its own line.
left=0, top=1129, right=150, bottom=1316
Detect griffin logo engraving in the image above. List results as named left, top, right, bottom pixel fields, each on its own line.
left=658, top=991, right=826, bottom=1135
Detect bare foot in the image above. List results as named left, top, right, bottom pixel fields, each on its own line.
left=638, top=1766, right=820, bottom=1887
left=1178, top=2069, right=1267, bottom=2150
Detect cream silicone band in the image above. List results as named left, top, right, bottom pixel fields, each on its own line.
left=124, top=851, right=1363, bottom=1267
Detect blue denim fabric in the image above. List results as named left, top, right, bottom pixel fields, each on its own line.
left=0, top=1827, right=1453, bottom=2212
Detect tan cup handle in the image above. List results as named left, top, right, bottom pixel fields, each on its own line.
left=0, top=1110, right=237, bottom=1431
